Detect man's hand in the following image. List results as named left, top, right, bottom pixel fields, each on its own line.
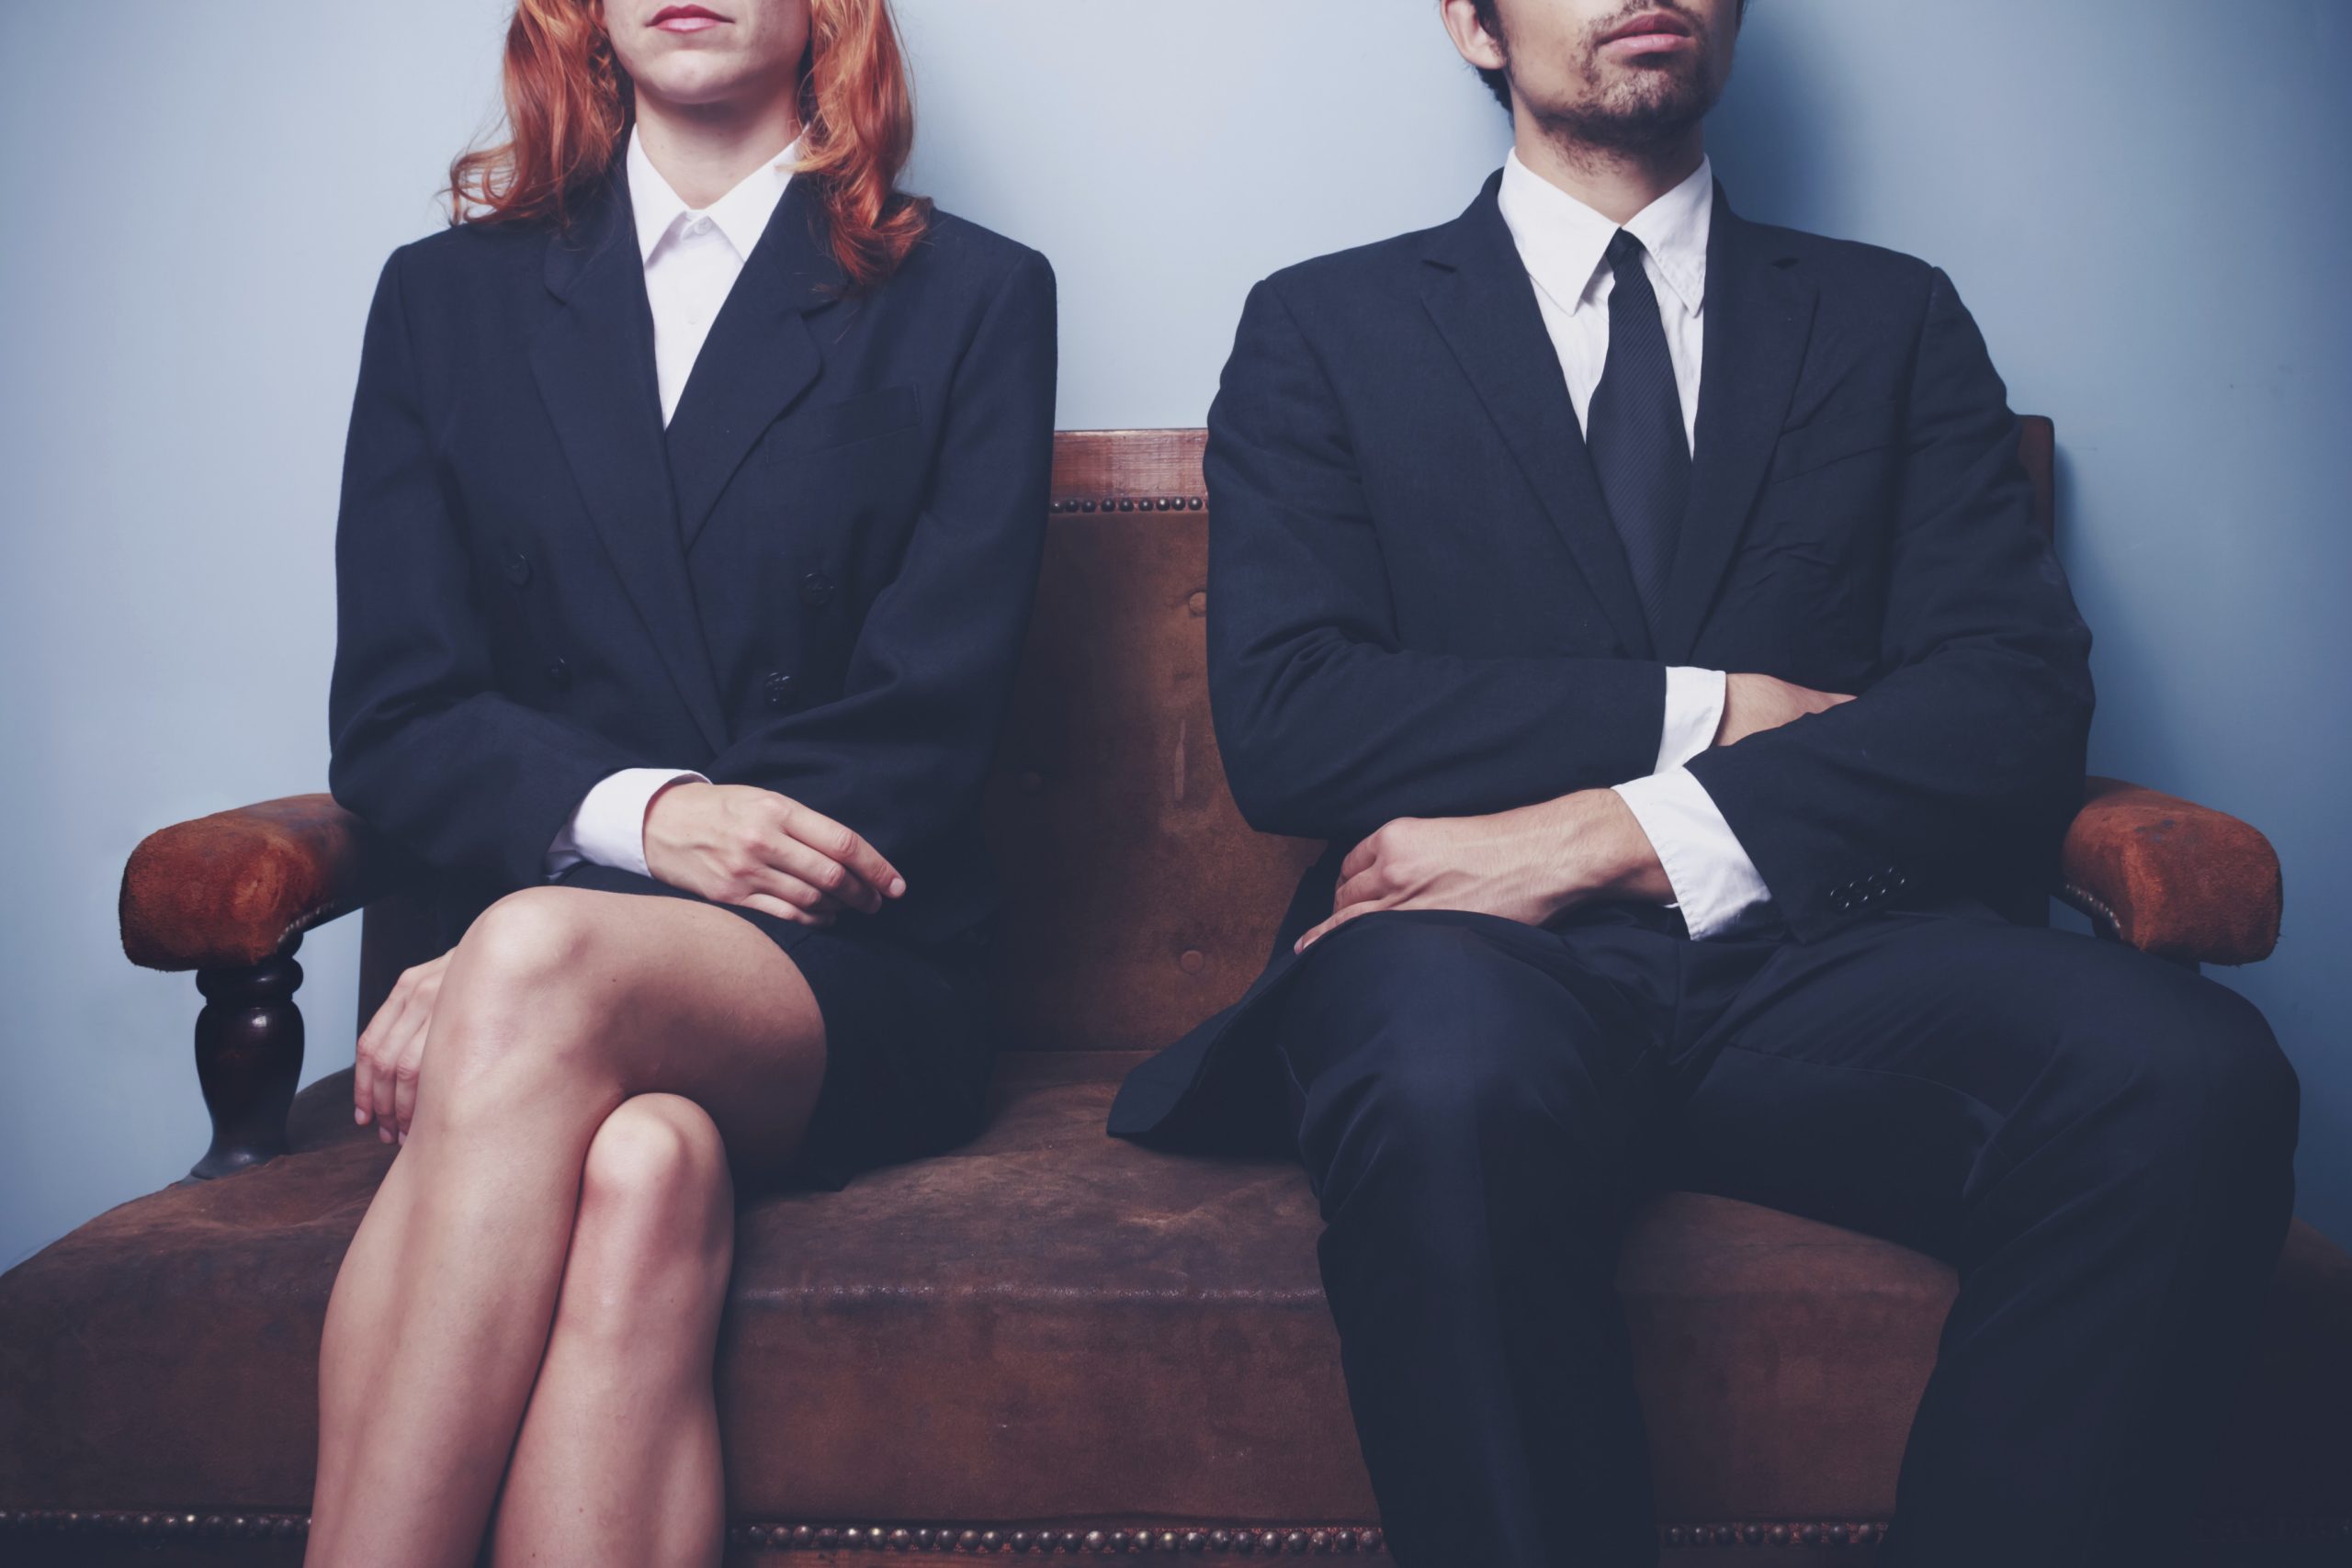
left=1295, top=790, right=1673, bottom=953
left=643, top=780, right=906, bottom=926
left=1717, top=672, right=1854, bottom=746
left=355, top=950, right=451, bottom=1146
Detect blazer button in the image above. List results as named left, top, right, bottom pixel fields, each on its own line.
left=545, top=656, right=571, bottom=688
left=799, top=571, right=835, bottom=607
left=763, top=670, right=795, bottom=709
left=503, top=551, right=532, bottom=587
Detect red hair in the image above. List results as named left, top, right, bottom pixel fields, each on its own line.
left=445, top=0, right=929, bottom=289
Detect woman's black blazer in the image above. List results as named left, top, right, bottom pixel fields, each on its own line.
left=326, top=158, right=1058, bottom=946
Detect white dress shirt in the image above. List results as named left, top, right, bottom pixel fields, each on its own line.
left=541, top=126, right=803, bottom=880
left=1495, top=147, right=1773, bottom=939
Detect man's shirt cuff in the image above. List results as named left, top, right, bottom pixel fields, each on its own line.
left=1611, top=763, right=1772, bottom=940
left=1657, top=665, right=1726, bottom=772
left=543, top=768, right=709, bottom=881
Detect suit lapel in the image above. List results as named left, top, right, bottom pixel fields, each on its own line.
left=1419, top=175, right=1657, bottom=660
left=664, top=175, right=836, bottom=551
left=1648, top=186, right=1817, bottom=663
left=529, top=160, right=731, bottom=755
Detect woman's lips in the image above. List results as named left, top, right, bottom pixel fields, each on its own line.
left=651, top=6, right=726, bottom=32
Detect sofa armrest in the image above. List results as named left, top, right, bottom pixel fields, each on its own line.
left=119, top=793, right=420, bottom=1179
left=119, top=794, right=413, bottom=971
left=2058, top=776, right=2281, bottom=966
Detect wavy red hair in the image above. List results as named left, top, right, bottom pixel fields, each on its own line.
left=445, top=0, right=929, bottom=289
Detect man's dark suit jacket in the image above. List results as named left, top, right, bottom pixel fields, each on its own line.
left=1108, top=170, right=2094, bottom=1154
left=326, top=159, right=1057, bottom=951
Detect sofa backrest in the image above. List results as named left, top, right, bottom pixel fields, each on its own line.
left=356, top=421, right=2053, bottom=1051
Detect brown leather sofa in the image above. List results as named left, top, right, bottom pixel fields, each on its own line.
left=5, top=426, right=2346, bottom=1566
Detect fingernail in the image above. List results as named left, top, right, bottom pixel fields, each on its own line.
left=398, top=1130, right=407, bottom=1146
left=888, top=877, right=906, bottom=898
left=379, top=1127, right=391, bottom=1144
left=355, top=1107, right=368, bottom=1124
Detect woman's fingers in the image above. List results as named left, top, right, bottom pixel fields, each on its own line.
left=390, top=1010, right=428, bottom=1145
left=354, top=983, right=408, bottom=1131
left=754, top=831, right=884, bottom=914
left=777, top=800, right=904, bottom=902
left=369, top=991, right=428, bottom=1144
left=356, top=954, right=448, bottom=1142
left=740, top=890, right=837, bottom=926
left=737, top=857, right=850, bottom=916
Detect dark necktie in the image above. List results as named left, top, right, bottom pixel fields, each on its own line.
left=1585, top=228, right=1690, bottom=640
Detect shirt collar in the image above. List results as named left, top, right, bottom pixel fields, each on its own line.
left=624, top=122, right=804, bottom=265
left=1497, top=146, right=1713, bottom=320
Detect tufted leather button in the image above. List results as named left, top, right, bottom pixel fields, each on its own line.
left=799, top=570, right=834, bottom=607
left=543, top=656, right=570, bottom=688
left=1178, top=949, right=1206, bottom=975
left=502, top=550, right=532, bottom=587
left=763, top=670, right=794, bottom=709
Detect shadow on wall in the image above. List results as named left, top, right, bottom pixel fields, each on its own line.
left=1704, top=10, right=1842, bottom=236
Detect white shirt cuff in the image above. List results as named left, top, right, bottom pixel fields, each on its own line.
left=1611, top=764, right=1772, bottom=940
left=544, top=768, right=708, bottom=880
left=1657, top=666, right=1726, bottom=773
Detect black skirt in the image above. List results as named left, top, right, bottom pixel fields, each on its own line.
left=549, top=862, right=1001, bottom=1191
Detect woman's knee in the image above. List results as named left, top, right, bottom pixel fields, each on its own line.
left=428, top=888, right=618, bottom=1087
left=571, top=1093, right=736, bottom=1297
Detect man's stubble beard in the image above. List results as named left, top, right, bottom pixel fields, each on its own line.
left=1529, top=50, right=1726, bottom=156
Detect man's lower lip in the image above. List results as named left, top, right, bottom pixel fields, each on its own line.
left=1603, top=31, right=1695, bottom=51
left=656, top=16, right=724, bottom=31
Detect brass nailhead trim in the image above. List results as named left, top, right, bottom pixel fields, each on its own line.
left=1050, top=496, right=1204, bottom=513
left=5, top=1508, right=2347, bottom=1551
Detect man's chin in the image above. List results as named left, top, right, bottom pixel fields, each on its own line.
left=1556, top=72, right=1716, bottom=146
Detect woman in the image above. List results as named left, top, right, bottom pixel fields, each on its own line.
left=309, top=0, right=1056, bottom=1562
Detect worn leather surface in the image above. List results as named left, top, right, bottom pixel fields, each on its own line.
left=5, top=1055, right=2346, bottom=1531
left=119, top=795, right=409, bottom=972
left=979, top=502, right=1322, bottom=1053
left=2060, top=776, right=2283, bottom=965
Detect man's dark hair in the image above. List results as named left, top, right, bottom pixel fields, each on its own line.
left=1469, top=0, right=1747, bottom=110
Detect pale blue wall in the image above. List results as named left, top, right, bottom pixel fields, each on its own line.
left=3, top=1, right=2345, bottom=1269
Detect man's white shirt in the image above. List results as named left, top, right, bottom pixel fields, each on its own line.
left=1495, top=146, right=1773, bottom=939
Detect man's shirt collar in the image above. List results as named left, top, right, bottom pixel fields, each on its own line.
left=1497, top=146, right=1713, bottom=320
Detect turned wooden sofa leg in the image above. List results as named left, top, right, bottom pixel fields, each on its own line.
left=188, top=935, right=305, bottom=1180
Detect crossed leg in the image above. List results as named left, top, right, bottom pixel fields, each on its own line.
left=304, top=883, right=833, bottom=1568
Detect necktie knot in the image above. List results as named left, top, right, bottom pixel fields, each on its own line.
left=1605, top=228, right=1648, bottom=277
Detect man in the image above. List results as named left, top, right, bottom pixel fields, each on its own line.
left=1106, top=3, right=2301, bottom=1564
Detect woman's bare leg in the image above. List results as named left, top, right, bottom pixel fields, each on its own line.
left=305, top=886, right=830, bottom=1568
left=483, top=1092, right=738, bottom=1568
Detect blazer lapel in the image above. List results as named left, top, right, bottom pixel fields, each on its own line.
left=1419, top=174, right=1657, bottom=660
left=529, top=161, right=731, bottom=755
left=1647, top=186, right=1817, bottom=664
left=664, top=175, right=835, bottom=551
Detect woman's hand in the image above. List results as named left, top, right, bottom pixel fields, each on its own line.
left=643, top=780, right=907, bottom=925
left=355, top=951, right=451, bottom=1146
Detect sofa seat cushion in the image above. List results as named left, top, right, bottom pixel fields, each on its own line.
left=4, top=1053, right=2346, bottom=1538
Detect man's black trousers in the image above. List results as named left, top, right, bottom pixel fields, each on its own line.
left=1270, top=894, right=2300, bottom=1568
